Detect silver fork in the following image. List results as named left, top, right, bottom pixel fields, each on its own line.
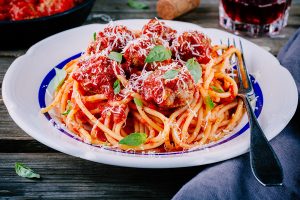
left=224, top=38, right=283, bottom=186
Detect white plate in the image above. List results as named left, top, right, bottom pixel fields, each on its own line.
left=2, top=19, right=298, bottom=168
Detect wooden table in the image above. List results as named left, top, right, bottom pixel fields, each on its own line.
left=0, top=0, right=299, bottom=199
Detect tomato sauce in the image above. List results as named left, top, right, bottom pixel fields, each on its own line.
left=73, top=19, right=213, bottom=122
left=87, top=25, right=135, bottom=55
left=73, top=56, right=117, bottom=98
left=94, top=128, right=107, bottom=142
left=172, top=31, right=212, bottom=64
left=141, top=64, right=195, bottom=108
left=142, top=18, right=177, bottom=44
left=0, top=0, right=83, bottom=21
left=75, top=109, right=89, bottom=123
left=123, top=37, right=168, bottom=70
left=101, top=104, right=127, bottom=124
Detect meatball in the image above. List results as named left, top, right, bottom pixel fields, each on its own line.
left=73, top=55, right=121, bottom=97
left=87, top=25, right=135, bottom=55
left=142, top=18, right=177, bottom=44
left=172, top=31, right=212, bottom=64
left=122, top=37, right=170, bottom=70
left=140, top=62, right=195, bottom=108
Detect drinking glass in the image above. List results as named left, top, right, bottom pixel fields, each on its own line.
left=219, top=0, right=292, bottom=37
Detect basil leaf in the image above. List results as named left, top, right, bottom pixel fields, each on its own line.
left=15, top=162, right=40, bottom=179
left=108, top=51, right=123, bottom=63
left=93, top=32, right=97, bottom=41
left=205, top=95, right=215, bottom=110
left=145, top=45, right=172, bottom=63
left=119, top=133, right=147, bottom=146
left=62, top=100, right=72, bottom=116
left=210, top=86, right=224, bottom=93
left=49, top=68, right=67, bottom=91
left=163, top=69, right=179, bottom=79
left=186, top=58, right=202, bottom=84
left=127, top=0, right=149, bottom=9
left=134, top=97, right=143, bottom=107
left=113, top=79, right=121, bottom=94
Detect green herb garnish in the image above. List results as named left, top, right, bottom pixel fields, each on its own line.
left=15, top=162, right=40, bottom=179
left=62, top=100, right=72, bottom=116
left=186, top=58, right=202, bottom=84
left=145, top=45, right=172, bottom=63
left=163, top=69, right=179, bottom=79
left=108, top=51, right=123, bottom=63
left=210, top=86, right=224, bottom=93
left=119, top=133, right=147, bottom=146
left=205, top=95, right=215, bottom=110
left=93, top=32, right=97, bottom=41
left=113, top=79, right=121, bottom=94
left=127, top=0, right=149, bottom=10
left=49, top=68, right=67, bottom=91
left=134, top=97, right=143, bottom=107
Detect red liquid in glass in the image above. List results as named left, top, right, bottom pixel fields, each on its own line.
left=221, top=0, right=291, bottom=25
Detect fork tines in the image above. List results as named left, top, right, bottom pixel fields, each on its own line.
left=222, top=38, right=253, bottom=94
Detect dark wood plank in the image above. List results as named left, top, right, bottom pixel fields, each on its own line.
left=0, top=140, right=56, bottom=153
left=0, top=153, right=205, bottom=199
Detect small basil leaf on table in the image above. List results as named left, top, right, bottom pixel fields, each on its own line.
left=15, top=162, right=40, bottom=179
left=127, top=0, right=149, bottom=9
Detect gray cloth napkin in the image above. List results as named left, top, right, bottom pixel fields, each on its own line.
left=172, top=29, right=300, bottom=200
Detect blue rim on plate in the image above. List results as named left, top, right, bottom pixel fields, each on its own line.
left=38, top=53, right=264, bottom=156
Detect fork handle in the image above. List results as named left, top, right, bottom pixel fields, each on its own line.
left=240, top=94, right=283, bottom=186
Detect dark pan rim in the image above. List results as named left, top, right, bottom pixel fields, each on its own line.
left=0, top=0, right=95, bottom=25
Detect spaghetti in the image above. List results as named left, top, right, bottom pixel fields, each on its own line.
left=42, top=18, right=245, bottom=152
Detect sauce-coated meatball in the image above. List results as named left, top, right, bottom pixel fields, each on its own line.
left=140, top=62, right=195, bottom=108
left=172, top=31, right=212, bottom=64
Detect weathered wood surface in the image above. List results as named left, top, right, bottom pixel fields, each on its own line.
left=0, top=0, right=299, bottom=199
left=0, top=153, right=205, bottom=199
